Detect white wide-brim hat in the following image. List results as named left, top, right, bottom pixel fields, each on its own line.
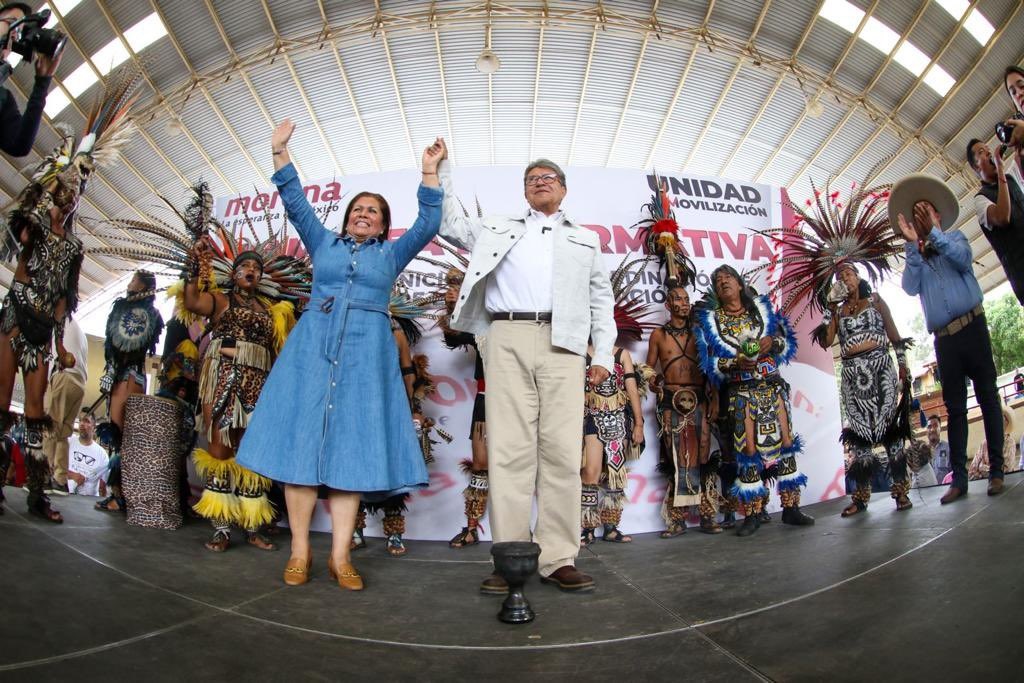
left=888, top=173, right=960, bottom=233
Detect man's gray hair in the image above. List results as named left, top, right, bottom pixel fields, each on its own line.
left=524, top=158, right=566, bottom=187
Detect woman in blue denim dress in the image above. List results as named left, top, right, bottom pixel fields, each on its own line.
left=237, top=120, right=446, bottom=590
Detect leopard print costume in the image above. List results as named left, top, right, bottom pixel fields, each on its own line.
left=198, top=298, right=275, bottom=447
left=122, top=394, right=185, bottom=530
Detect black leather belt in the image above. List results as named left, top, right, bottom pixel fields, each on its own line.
left=492, top=311, right=552, bottom=321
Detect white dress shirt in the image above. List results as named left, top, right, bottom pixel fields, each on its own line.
left=484, top=209, right=560, bottom=313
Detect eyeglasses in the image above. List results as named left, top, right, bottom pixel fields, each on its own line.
left=73, top=452, right=96, bottom=465
left=525, top=173, right=560, bottom=186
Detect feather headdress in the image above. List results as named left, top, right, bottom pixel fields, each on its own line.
left=745, top=164, right=901, bottom=324
left=632, top=175, right=696, bottom=288
left=87, top=182, right=312, bottom=322
left=609, top=254, right=659, bottom=344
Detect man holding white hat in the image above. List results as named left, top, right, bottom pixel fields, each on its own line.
left=893, top=174, right=1005, bottom=502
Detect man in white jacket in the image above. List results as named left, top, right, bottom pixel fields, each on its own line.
left=436, top=141, right=616, bottom=593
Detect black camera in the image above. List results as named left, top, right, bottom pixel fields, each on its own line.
left=2, top=9, right=66, bottom=62
left=995, top=113, right=1024, bottom=146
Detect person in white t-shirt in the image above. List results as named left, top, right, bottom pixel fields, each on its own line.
left=67, top=414, right=109, bottom=497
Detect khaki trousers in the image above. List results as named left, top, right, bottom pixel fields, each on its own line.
left=42, top=371, right=86, bottom=486
left=484, top=321, right=585, bottom=577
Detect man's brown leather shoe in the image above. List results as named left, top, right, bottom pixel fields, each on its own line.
left=540, top=565, right=595, bottom=592
left=988, top=478, right=1004, bottom=496
left=480, top=573, right=508, bottom=595
left=940, top=486, right=966, bottom=505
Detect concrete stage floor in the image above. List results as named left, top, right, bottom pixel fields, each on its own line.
left=1, top=474, right=1020, bottom=681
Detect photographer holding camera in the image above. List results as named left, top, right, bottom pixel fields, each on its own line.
left=1, top=2, right=64, bottom=158
left=966, top=65, right=1024, bottom=306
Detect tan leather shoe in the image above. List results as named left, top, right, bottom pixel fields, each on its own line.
left=329, top=560, right=364, bottom=591
left=540, top=565, right=595, bottom=592
left=283, top=555, right=312, bottom=586
left=940, top=486, right=966, bottom=505
left=988, top=478, right=1004, bottom=496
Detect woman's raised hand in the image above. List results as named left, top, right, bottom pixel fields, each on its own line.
left=272, top=119, right=295, bottom=153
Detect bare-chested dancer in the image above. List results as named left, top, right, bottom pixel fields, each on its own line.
left=647, top=283, right=722, bottom=536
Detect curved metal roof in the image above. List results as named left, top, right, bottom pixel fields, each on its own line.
left=3, top=0, right=1023, bottom=303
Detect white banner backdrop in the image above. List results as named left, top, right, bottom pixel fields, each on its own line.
left=214, top=166, right=845, bottom=540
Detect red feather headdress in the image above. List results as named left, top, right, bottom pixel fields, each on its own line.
left=746, top=163, right=902, bottom=324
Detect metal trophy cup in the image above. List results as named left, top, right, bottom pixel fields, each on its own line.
left=490, top=541, right=541, bottom=624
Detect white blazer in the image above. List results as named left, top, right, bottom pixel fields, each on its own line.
left=437, top=161, right=616, bottom=370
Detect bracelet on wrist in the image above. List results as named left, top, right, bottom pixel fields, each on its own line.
left=421, top=170, right=437, bottom=175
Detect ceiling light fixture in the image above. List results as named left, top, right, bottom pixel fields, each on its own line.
left=475, top=10, right=500, bottom=74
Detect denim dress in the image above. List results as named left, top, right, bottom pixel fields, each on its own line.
left=236, top=163, right=442, bottom=498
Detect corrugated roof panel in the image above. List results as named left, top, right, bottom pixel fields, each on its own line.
left=832, top=40, right=888, bottom=96
left=322, top=0, right=376, bottom=24
left=721, top=138, right=776, bottom=181
left=61, top=0, right=116, bottom=58
left=264, top=0, right=324, bottom=37
left=761, top=149, right=805, bottom=187
left=583, top=33, right=643, bottom=111
left=447, top=102, right=491, bottom=167
left=687, top=128, right=740, bottom=177
left=710, top=0, right=761, bottom=43
left=135, top=40, right=185, bottom=101
left=215, top=0, right=273, bottom=60
left=607, top=39, right=694, bottom=168
left=159, top=0, right=234, bottom=75
left=800, top=21, right=853, bottom=78
left=779, top=96, right=846, bottom=163
left=573, top=107, right=622, bottom=167
left=662, top=50, right=736, bottom=167
left=758, top=2, right=820, bottom=58
left=437, top=27, right=490, bottom=104
left=707, top=63, right=778, bottom=132
left=490, top=26, right=542, bottom=101
left=656, top=1, right=718, bottom=29
left=750, top=78, right=806, bottom=150
left=869, top=60, right=920, bottom=115
left=493, top=103, right=533, bottom=166
left=536, top=28, right=592, bottom=103
left=898, top=4, right=951, bottom=60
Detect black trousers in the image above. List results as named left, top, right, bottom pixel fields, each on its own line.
left=933, top=315, right=1004, bottom=489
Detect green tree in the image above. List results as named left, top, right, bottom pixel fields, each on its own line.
left=984, top=293, right=1024, bottom=374
left=905, top=311, right=933, bottom=367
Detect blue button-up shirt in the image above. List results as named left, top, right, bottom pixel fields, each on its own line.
left=901, top=228, right=983, bottom=333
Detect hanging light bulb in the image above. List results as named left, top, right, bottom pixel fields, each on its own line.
left=475, top=47, right=501, bottom=74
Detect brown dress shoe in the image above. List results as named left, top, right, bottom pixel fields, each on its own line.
left=283, top=555, right=312, bottom=586
left=328, top=560, right=364, bottom=591
left=988, top=478, right=1004, bottom=496
left=540, top=565, right=595, bottom=592
left=940, top=486, right=966, bottom=505
left=480, top=573, right=509, bottom=595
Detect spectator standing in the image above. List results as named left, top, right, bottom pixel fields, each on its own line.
left=67, top=414, right=108, bottom=497
left=42, top=316, right=88, bottom=495
left=928, top=415, right=952, bottom=483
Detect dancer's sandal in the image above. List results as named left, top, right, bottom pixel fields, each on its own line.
left=94, top=495, right=124, bottom=512
left=895, top=496, right=913, bottom=511
left=204, top=529, right=231, bottom=552
left=449, top=526, right=479, bottom=548
left=580, top=527, right=597, bottom=546
left=659, top=521, right=686, bottom=538
left=29, top=496, right=63, bottom=524
left=386, top=533, right=406, bottom=557
left=841, top=500, right=867, bottom=518
left=601, top=524, right=632, bottom=543
left=247, top=531, right=278, bottom=551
